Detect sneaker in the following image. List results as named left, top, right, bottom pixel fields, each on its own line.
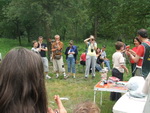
left=73, top=75, right=76, bottom=78
left=56, top=74, right=59, bottom=78
left=63, top=72, right=66, bottom=76
left=46, top=75, right=51, bottom=79
left=64, top=75, right=68, bottom=79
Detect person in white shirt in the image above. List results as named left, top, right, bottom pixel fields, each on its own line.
left=31, top=40, right=41, bottom=53
left=100, top=45, right=111, bottom=71
left=110, top=41, right=129, bottom=101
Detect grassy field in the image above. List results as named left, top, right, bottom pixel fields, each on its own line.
left=0, top=38, right=132, bottom=113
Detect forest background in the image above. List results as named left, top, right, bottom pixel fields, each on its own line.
left=0, top=0, right=150, bottom=44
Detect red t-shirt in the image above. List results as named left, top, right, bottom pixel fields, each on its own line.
left=130, top=46, right=138, bottom=64
left=80, top=53, right=86, bottom=61
left=136, top=41, right=150, bottom=67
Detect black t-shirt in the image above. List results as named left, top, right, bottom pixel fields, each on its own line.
left=38, top=43, right=47, bottom=57
left=97, top=55, right=104, bottom=64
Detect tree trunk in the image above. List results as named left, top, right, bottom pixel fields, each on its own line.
left=94, top=15, right=98, bottom=39
left=75, top=20, right=78, bottom=41
left=62, top=27, right=66, bottom=41
left=27, top=29, right=31, bottom=43
left=45, top=23, right=51, bottom=61
left=15, top=20, right=21, bottom=46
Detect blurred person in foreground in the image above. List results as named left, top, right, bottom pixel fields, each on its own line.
left=0, top=47, right=67, bottom=113
left=142, top=73, right=150, bottom=113
left=73, top=101, right=100, bottom=113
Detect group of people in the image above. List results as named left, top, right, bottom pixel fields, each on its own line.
left=31, top=34, right=111, bottom=80
left=0, top=28, right=149, bottom=113
left=31, top=35, right=68, bottom=79
left=31, top=29, right=149, bottom=81
left=110, top=29, right=150, bottom=113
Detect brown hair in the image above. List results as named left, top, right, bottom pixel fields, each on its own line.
left=0, top=47, right=48, bottom=113
left=38, top=36, right=43, bottom=39
left=32, top=40, right=38, bottom=45
left=115, top=41, right=124, bottom=50
left=73, top=101, right=100, bottom=113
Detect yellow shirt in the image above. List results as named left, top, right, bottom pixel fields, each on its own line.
left=87, top=42, right=97, bottom=56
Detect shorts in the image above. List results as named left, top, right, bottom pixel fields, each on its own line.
left=53, top=56, right=65, bottom=73
left=41, top=57, right=49, bottom=72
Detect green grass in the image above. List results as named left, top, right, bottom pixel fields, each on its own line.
left=0, top=38, right=31, bottom=58
left=0, top=38, right=132, bottom=113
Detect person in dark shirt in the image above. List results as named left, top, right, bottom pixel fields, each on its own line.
left=65, top=40, right=78, bottom=78
left=38, top=36, right=51, bottom=79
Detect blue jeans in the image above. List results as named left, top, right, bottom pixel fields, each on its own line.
left=95, top=63, right=102, bottom=72
left=104, top=60, right=111, bottom=71
left=67, top=57, right=76, bottom=73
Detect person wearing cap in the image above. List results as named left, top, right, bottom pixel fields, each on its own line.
left=84, top=35, right=97, bottom=78
left=100, top=45, right=111, bottom=71
left=65, top=40, right=78, bottom=78
left=51, top=35, right=67, bottom=79
left=127, top=29, right=150, bottom=78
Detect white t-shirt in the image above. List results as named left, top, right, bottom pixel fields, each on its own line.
left=68, top=49, right=74, bottom=57
left=112, top=51, right=125, bottom=73
left=101, top=50, right=106, bottom=59
left=31, top=47, right=39, bottom=53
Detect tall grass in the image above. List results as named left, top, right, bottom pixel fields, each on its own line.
left=0, top=38, right=133, bottom=113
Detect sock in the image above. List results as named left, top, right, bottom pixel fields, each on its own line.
left=63, top=72, right=66, bottom=76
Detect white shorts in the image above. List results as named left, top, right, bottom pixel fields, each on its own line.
left=52, top=56, right=65, bottom=73
left=41, top=57, right=49, bottom=72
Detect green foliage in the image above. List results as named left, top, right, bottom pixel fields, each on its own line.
left=0, top=0, right=150, bottom=44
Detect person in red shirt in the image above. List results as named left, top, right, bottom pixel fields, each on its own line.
left=127, top=29, right=150, bottom=78
left=129, top=37, right=141, bottom=76
left=80, top=52, right=86, bottom=66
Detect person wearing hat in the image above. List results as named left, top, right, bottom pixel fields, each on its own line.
left=100, top=45, right=111, bottom=71
left=65, top=40, right=78, bottom=78
left=127, top=29, right=150, bottom=78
